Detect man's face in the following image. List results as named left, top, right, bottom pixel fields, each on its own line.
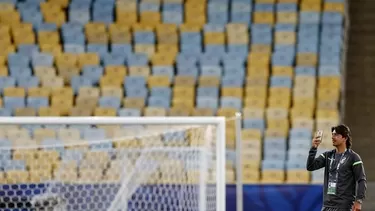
left=332, top=130, right=346, bottom=147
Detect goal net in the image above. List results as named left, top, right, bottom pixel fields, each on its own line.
left=0, top=117, right=226, bottom=211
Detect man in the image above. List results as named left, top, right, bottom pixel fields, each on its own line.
left=306, top=124, right=367, bottom=211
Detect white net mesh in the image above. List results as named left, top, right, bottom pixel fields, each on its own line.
left=0, top=121, right=222, bottom=211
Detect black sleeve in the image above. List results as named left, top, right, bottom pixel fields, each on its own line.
left=352, top=153, right=367, bottom=200
left=306, top=147, right=326, bottom=171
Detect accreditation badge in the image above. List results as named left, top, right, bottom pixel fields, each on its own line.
left=327, top=182, right=337, bottom=195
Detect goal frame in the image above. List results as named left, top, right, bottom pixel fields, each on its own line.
left=0, top=116, right=227, bottom=211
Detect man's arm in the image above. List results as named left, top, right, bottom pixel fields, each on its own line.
left=352, top=153, right=367, bottom=201
left=306, top=147, right=326, bottom=171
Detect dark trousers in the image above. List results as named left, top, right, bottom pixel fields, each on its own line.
left=321, top=207, right=352, bottom=211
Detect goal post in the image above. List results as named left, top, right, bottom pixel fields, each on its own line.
left=0, top=117, right=226, bottom=211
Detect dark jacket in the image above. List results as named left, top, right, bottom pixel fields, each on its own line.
left=306, top=147, right=367, bottom=209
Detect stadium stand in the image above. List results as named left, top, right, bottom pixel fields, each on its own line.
left=0, top=0, right=344, bottom=202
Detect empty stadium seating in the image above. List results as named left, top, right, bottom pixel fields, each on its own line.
left=0, top=0, right=345, bottom=188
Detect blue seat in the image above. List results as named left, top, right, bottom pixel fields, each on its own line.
left=9, top=66, right=32, bottom=79
left=0, top=108, right=12, bottom=116
left=70, top=76, right=94, bottom=93
left=263, top=149, right=287, bottom=161
left=124, top=76, right=146, bottom=89
left=223, top=53, right=246, bottom=67
left=0, top=139, right=11, bottom=148
left=180, top=45, right=202, bottom=55
left=150, top=87, right=172, bottom=99
left=86, top=44, right=108, bottom=57
left=204, top=24, right=225, bottom=33
left=177, top=65, right=199, bottom=77
left=177, top=54, right=199, bottom=66
left=63, top=33, right=86, bottom=45
left=201, top=66, right=222, bottom=76
left=254, top=3, right=274, bottom=12
left=295, top=66, right=316, bottom=76
left=125, top=87, right=148, bottom=98
left=139, top=2, right=160, bottom=12
left=196, top=97, right=219, bottom=110
left=0, top=149, right=11, bottom=163
left=289, top=128, right=312, bottom=140
left=251, top=32, right=272, bottom=44
left=262, top=160, right=285, bottom=170
left=275, top=23, right=296, bottom=32
left=163, top=3, right=183, bottom=12
left=69, top=10, right=91, bottom=25
left=227, top=45, right=248, bottom=58
left=41, top=139, right=65, bottom=155
left=163, top=131, right=186, bottom=143
left=102, top=53, right=127, bottom=66
left=297, top=42, right=318, bottom=53
left=0, top=77, right=16, bottom=93
left=205, top=45, right=226, bottom=57
left=16, top=76, right=39, bottom=89
left=35, top=23, right=58, bottom=32
left=299, top=12, right=320, bottom=23
left=287, top=149, right=307, bottom=161
left=162, top=11, right=183, bottom=24
left=152, top=66, right=174, bottom=80
left=64, top=44, right=85, bottom=53
left=90, top=142, right=113, bottom=150
left=111, top=44, right=132, bottom=56
left=127, top=53, right=149, bottom=66
left=322, top=24, right=343, bottom=35
left=289, top=138, right=311, bottom=150
left=243, top=118, right=265, bottom=130
left=322, top=12, right=343, bottom=24
left=270, top=76, right=292, bottom=88
left=272, top=52, right=294, bottom=66
left=18, top=44, right=39, bottom=56
left=62, top=149, right=84, bottom=162
left=98, top=96, right=121, bottom=109
left=286, top=160, right=305, bottom=170
left=319, top=55, right=341, bottom=66
left=8, top=53, right=30, bottom=67
left=4, top=97, right=25, bottom=110
left=276, top=3, right=297, bottom=11
left=31, top=53, right=54, bottom=67
left=221, top=74, right=244, bottom=87
left=27, top=97, right=49, bottom=109
left=134, top=31, right=155, bottom=44
left=61, top=22, right=84, bottom=34
left=220, top=97, right=242, bottom=110
left=1, top=160, right=26, bottom=171
left=82, top=65, right=103, bottom=83
left=319, top=65, right=340, bottom=76
left=118, top=108, right=141, bottom=117
left=83, top=128, right=107, bottom=141
left=197, top=87, right=219, bottom=98
left=231, top=2, right=252, bottom=13
left=264, top=137, right=287, bottom=151
left=148, top=96, right=170, bottom=108
left=199, top=54, right=221, bottom=66
left=230, top=12, right=252, bottom=24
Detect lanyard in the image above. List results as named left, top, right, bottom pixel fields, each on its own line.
left=329, top=149, right=347, bottom=180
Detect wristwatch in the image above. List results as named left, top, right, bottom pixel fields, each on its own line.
left=356, top=199, right=363, bottom=204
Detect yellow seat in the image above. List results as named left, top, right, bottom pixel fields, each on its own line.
left=168, top=107, right=191, bottom=116
left=268, top=97, right=291, bottom=109
left=241, top=129, right=262, bottom=141
left=6, top=128, right=31, bottom=140
left=101, top=86, right=123, bottom=98
left=272, top=66, right=293, bottom=77
left=295, top=76, right=316, bottom=87
left=110, top=31, right=132, bottom=43
left=301, top=2, right=321, bottom=12
left=261, top=170, right=285, bottom=184
left=319, top=76, right=341, bottom=89
left=56, top=53, right=78, bottom=68
left=276, top=12, right=297, bottom=24
left=78, top=169, right=103, bottom=182
left=198, top=76, right=220, bottom=87
left=293, top=87, right=315, bottom=98
left=264, top=128, right=288, bottom=138
left=286, top=170, right=310, bottom=184
left=3, top=87, right=25, bottom=97
left=51, top=87, right=74, bottom=98
left=242, top=108, right=264, bottom=119
left=14, top=108, right=36, bottom=116
left=57, top=128, right=81, bottom=141
left=156, top=44, right=178, bottom=54
left=6, top=170, right=29, bottom=184
left=267, top=119, right=289, bottom=133
left=247, top=66, right=270, bottom=78
left=33, top=128, right=56, bottom=142
left=144, top=107, right=166, bottom=116
left=123, top=97, right=145, bottom=109
left=244, top=97, right=266, bottom=108
left=116, top=11, right=137, bottom=25
left=131, top=23, right=154, bottom=32
left=0, top=66, right=7, bottom=76
left=51, top=96, right=73, bottom=115
left=227, top=33, right=249, bottom=45
left=0, top=45, right=15, bottom=57
left=151, top=53, right=176, bottom=66
left=109, top=23, right=130, bottom=34
left=37, top=31, right=60, bottom=45
left=179, top=23, right=202, bottom=32
left=248, top=52, right=270, bottom=65
left=296, top=53, right=318, bottom=66
left=324, top=2, right=345, bottom=14
left=75, top=97, right=98, bottom=111
left=34, top=67, right=57, bottom=79
left=105, top=65, right=127, bottom=78
left=204, top=32, right=225, bottom=45
left=78, top=53, right=100, bottom=67
left=292, top=118, right=314, bottom=130
left=85, top=22, right=106, bottom=34
left=245, top=86, right=268, bottom=99
left=290, top=106, right=314, bottom=119
left=40, top=43, right=62, bottom=57
left=38, top=107, right=61, bottom=116
left=173, top=86, right=195, bottom=98
left=29, top=169, right=52, bottom=183
left=0, top=10, right=21, bottom=26
left=317, top=88, right=340, bottom=101
left=317, top=100, right=338, bottom=110
left=242, top=170, right=260, bottom=184
left=172, top=98, right=194, bottom=110
left=94, top=107, right=117, bottom=116
left=78, top=87, right=100, bottom=98
left=266, top=108, right=288, bottom=119
left=134, top=44, right=155, bottom=57
left=174, top=75, right=196, bottom=86
left=140, top=11, right=161, bottom=25
left=221, top=87, right=243, bottom=99
left=148, top=75, right=171, bottom=88
left=69, top=107, right=93, bottom=116
left=269, top=87, right=291, bottom=99
left=99, top=75, right=123, bottom=88
left=43, top=10, right=66, bottom=27
left=193, top=108, right=215, bottom=116
left=128, top=66, right=150, bottom=77
left=217, top=107, right=237, bottom=118
left=157, top=33, right=179, bottom=44
left=316, top=109, right=339, bottom=119
left=253, top=12, right=274, bottom=25
left=275, top=31, right=296, bottom=45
